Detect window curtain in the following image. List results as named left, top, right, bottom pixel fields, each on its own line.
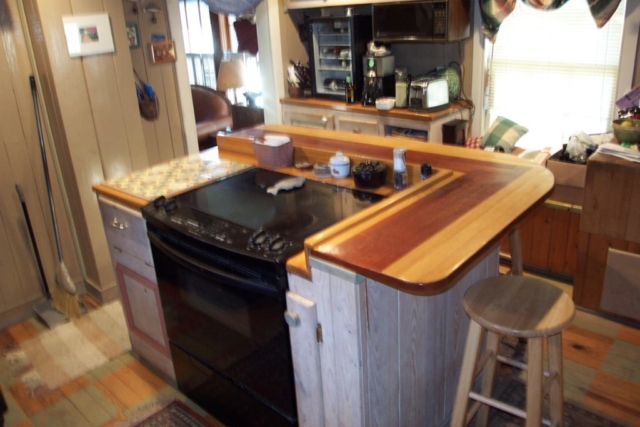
left=480, top=0, right=622, bottom=42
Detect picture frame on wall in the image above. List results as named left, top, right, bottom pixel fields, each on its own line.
left=62, top=13, right=115, bottom=58
left=126, top=23, right=140, bottom=48
left=150, top=40, right=177, bottom=64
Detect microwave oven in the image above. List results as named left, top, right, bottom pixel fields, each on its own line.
left=372, top=0, right=471, bottom=43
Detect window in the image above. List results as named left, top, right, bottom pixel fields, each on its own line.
left=485, top=0, right=629, bottom=152
left=180, top=0, right=216, bottom=87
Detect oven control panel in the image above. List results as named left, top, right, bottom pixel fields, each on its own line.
left=143, top=196, right=296, bottom=259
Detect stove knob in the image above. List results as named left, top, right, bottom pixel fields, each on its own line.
left=164, top=197, right=178, bottom=214
left=152, top=196, right=166, bottom=210
left=250, top=229, right=268, bottom=247
left=269, top=236, right=286, bottom=252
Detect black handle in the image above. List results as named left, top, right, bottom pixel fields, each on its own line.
left=147, top=231, right=278, bottom=297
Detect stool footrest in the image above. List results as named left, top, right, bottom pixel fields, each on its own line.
left=468, top=391, right=553, bottom=426
left=496, top=354, right=552, bottom=378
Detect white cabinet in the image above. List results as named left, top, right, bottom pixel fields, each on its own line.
left=282, top=101, right=468, bottom=142
left=335, top=115, right=381, bottom=135
left=282, top=107, right=335, bottom=129
left=98, top=196, right=175, bottom=382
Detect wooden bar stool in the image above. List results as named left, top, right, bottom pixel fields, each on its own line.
left=451, top=276, right=575, bottom=427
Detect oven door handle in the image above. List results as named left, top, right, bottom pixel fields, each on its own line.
left=148, top=232, right=278, bottom=296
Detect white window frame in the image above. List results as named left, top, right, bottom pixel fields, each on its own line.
left=469, top=0, right=640, bottom=147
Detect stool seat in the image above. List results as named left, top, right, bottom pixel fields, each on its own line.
left=464, top=276, right=575, bottom=338
left=452, top=276, right=576, bottom=427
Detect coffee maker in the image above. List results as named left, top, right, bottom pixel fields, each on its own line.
left=361, top=55, right=395, bottom=105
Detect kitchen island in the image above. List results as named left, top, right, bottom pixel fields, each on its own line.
left=214, top=125, right=553, bottom=426
left=94, top=124, right=552, bottom=426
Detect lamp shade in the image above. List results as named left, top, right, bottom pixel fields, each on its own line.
left=217, top=60, right=246, bottom=91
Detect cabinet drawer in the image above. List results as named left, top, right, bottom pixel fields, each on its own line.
left=284, top=110, right=334, bottom=129
left=336, top=117, right=380, bottom=135
left=99, top=197, right=153, bottom=267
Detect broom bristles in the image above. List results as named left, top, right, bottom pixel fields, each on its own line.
left=52, top=263, right=81, bottom=319
left=51, top=285, right=81, bottom=319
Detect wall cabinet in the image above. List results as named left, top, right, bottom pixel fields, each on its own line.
left=284, top=0, right=408, bottom=11
left=98, top=196, right=175, bottom=382
left=281, top=99, right=468, bottom=143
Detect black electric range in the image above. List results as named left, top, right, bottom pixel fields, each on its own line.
left=141, top=168, right=383, bottom=427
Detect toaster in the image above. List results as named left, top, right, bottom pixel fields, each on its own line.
left=408, top=77, right=450, bottom=112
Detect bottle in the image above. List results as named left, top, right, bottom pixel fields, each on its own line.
left=393, top=147, right=408, bottom=190
left=395, top=68, right=408, bottom=108
left=345, top=75, right=355, bottom=104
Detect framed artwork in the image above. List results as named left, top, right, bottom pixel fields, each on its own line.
left=62, top=13, right=115, bottom=58
left=126, top=23, right=140, bottom=48
left=149, top=40, right=176, bottom=64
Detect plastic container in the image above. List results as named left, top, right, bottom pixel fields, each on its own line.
left=329, top=151, right=351, bottom=178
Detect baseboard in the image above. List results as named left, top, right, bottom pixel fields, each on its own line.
left=0, top=298, right=46, bottom=330
left=84, top=279, right=121, bottom=305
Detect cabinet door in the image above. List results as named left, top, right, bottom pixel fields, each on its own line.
left=286, top=291, right=324, bottom=427
left=336, top=116, right=380, bottom=135
left=283, top=109, right=334, bottom=130
left=116, top=262, right=175, bottom=380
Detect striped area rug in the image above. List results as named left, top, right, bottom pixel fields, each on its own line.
left=6, top=300, right=131, bottom=393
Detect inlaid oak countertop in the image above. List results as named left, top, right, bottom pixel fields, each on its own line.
left=216, top=125, right=554, bottom=296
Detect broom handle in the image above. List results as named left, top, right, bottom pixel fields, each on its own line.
left=30, top=76, right=63, bottom=262
left=16, top=183, right=52, bottom=299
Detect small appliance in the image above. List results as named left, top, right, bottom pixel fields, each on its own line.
left=372, top=0, right=472, bottom=43
left=361, top=55, right=395, bottom=106
left=408, top=77, right=450, bottom=112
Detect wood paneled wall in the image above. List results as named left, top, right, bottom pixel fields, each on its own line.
left=0, top=0, right=189, bottom=312
left=0, top=0, right=81, bottom=326
left=500, top=201, right=581, bottom=280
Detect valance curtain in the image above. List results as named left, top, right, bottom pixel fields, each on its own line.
left=202, top=0, right=262, bottom=15
left=480, top=0, right=622, bottom=42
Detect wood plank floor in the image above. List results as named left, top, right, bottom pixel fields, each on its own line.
left=0, top=281, right=639, bottom=426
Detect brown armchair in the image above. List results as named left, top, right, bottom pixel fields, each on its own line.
left=191, top=85, right=233, bottom=150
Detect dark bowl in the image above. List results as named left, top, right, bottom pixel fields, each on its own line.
left=352, top=161, right=387, bottom=189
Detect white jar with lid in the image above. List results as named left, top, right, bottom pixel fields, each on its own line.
left=329, top=151, right=350, bottom=178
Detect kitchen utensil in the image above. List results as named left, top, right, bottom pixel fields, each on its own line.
left=352, top=161, right=387, bottom=189
left=29, top=75, right=81, bottom=320
left=16, top=184, right=67, bottom=328
left=329, top=152, right=350, bottom=178
left=313, top=163, right=331, bottom=178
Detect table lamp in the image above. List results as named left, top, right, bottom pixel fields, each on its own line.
left=217, top=59, right=246, bottom=105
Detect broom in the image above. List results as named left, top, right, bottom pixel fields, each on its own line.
left=30, top=75, right=81, bottom=319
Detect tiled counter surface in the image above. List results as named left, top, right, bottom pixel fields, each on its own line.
left=94, top=149, right=254, bottom=209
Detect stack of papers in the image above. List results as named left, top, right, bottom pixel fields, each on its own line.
left=596, top=143, right=640, bottom=163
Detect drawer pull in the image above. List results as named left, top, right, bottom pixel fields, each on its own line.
left=111, top=218, right=129, bottom=230
left=352, top=127, right=361, bottom=134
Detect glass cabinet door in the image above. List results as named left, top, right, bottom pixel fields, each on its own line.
left=310, top=19, right=353, bottom=98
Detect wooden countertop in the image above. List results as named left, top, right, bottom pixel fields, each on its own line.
left=281, top=97, right=471, bottom=122
left=217, top=125, right=554, bottom=295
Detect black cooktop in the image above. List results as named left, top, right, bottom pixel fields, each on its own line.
left=142, top=168, right=383, bottom=263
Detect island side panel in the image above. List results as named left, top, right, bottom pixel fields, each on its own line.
left=365, top=246, right=499, bottom=426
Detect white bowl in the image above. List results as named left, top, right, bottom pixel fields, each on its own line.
left=375, top=97, right=395, bottom=111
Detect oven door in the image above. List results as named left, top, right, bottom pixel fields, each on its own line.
left=147, top=227, right=297, bottom=427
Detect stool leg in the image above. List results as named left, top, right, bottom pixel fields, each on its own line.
left=509, top=227, right=523, bottom=276
left=525, top=337, right=543, bottom=427
left=451, top=320, right=484, bottom=427
left=548, top=333, right=564, bottom=427
left=475, top=331, right=500, bottom=427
